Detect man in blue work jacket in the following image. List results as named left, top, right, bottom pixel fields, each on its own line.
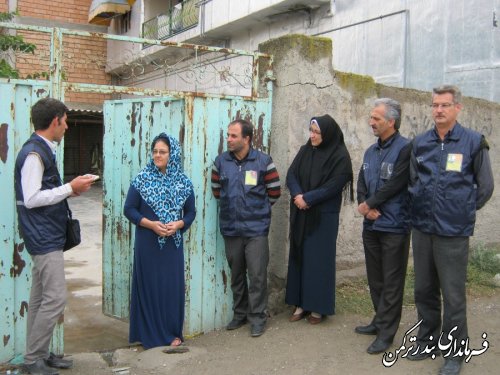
left=356, top=98, right=411, bottom=354
left=15, top=98, right=94, bottom=375
left=407, top=85, right=494, bottom=375
left=211, top=119, right=281, bottom=338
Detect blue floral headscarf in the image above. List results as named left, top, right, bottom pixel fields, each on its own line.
left=131, top=133, right=194, bottom=249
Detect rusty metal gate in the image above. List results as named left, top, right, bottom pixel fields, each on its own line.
left=0, top=21, right=273, bottom=364
left=0, top=81, right=52, bottom=364
left=102, top=95, right=271, bottom=335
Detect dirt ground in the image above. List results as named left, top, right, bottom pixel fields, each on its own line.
left=66, top=186, right=500, bottom=375
left=5, top=186, right=498, bottom=375
left=61, top=292, right=500, bottom=375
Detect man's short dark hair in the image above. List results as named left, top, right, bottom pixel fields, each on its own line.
left=31, top=98, right=68, bottom=131
left=229, top=119, right=254, bottom=143
left=433, top=85, right=462, bottom=104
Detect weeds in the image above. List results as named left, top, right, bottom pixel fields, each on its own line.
left=467, top=243, right=500, bottom=296
left=337, top=243, right=499, bottom=316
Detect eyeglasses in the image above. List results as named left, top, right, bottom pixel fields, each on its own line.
left=430, top=103, right=455, bottom=109
left=152, top=150, right=169, bottom=156
left=309, top=127, right=321, bottom=135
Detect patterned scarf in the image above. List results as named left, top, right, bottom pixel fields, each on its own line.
left=131, top=133, right=194, bottom=249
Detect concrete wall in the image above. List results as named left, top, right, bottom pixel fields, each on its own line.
left=215, top=0, right=500, bottom=103
left=109, top=0, right=500, bottom=102
left=259, top=34, right=500, bottom=313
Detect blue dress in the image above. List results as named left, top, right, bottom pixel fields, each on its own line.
left=285, top=167, right=350, bottom=316
left=124, top=185, right=196, bottom=349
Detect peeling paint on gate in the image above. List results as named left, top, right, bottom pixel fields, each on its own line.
left=103, top=93, right=272, bottom=336
left=19, top=302, right=28, bottom=318
left=10, top=243, right=26, bottom=278
left=0, top=123, right=8, bottom=163
left=1, top=22, right=273, bottom=363
left=0, top=81, right=52, bottom=364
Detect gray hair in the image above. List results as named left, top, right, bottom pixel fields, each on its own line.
left=433, top=85, right=462, bottom=104
left=374, top=98, right=402, bottom=130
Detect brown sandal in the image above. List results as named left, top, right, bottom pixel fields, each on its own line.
left=307, top=314, right=323, bottom=325
left=289, top=308, right=307, bottom=322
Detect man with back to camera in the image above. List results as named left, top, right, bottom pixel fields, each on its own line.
left=407, top=85, right=494, bottom=375
left=356, top=98, right=411, bottom=354
left=15, top=98, right=94, bottom=375
left=211, top=119, right=281, bottom=337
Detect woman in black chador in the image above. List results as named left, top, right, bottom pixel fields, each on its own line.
left=285, top=114, right=353, bottom=324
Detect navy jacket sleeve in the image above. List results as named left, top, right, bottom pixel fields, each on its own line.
left=302, top=173, right=351, bottom=207
left=357, top=166, right=368, bottom=205
left=124, top=185, right=143, bottom=225
left=473, top=146, right=494, bottom=210
left=124, top=185, right=196, bottom=232
left=286, top=167, right=303, bottom=198
left=181, top=191, right=196, bottom=233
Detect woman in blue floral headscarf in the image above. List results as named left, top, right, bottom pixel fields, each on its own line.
left=124, top=133, right=196, bottom=348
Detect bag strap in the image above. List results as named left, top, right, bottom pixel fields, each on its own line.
left=64, top=199, right=73, bottom=219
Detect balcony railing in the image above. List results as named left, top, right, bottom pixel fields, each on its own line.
left=142, top=0, right=199, bottom=42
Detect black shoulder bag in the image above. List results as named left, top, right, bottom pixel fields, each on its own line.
left=64, top=199, right=81, bottom=251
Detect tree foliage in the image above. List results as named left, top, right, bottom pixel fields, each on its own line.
left=0, top=11, right=37, bottom=78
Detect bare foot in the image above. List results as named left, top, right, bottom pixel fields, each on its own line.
left=170, top=337, right=182, bottom=346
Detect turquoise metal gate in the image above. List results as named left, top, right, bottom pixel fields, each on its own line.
left=0, top=21, right=273, bottom=363
left=102, top=94, right=272, bottom=335
left=0, top=81, right=54, bottom=364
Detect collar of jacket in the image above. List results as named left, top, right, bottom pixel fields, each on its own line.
left=222, top=147, right=257, bottom=162
left=430, top=122, right=463, bottom=143
left=376, top=131, right=399, bottom=149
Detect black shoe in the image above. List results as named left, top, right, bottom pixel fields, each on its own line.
left=251, top=323, right=265, bottom=337
left=366, top=338, right=392, bottom=354
left=47, top=352, right=73, bottom=369
left=406, top=347, right=441, bottom=361
left=226, top=318, right=247, bottom=330
left=25, top=358, right=59, bottom=375
left=355, top=324, right=377, bottom=335
left=439, top=359, right=462, bottom=375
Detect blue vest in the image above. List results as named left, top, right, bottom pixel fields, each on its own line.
left=409, top=123, right=482, bottom=236
left=362, top=132, right=410, bottom=233
left=14, top=134, right=67, bottom=255
left=214, top=148, right=272, bottom=237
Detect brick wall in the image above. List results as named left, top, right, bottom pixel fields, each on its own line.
left=0, top=0, right=8, bottom=13
left=18, top=0, right=93, bottom=25
left=15, top=0, right=112, bottom=104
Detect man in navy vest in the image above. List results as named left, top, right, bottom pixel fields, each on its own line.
left=356, top=98, right=411, bottom=354
left=211, top=119, right=281, bottom=338
left=15, top=98, right=94, bottom=375
left=407, top=85, right=494, bottom=375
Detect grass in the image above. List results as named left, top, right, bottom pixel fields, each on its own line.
left=467, top=243, right=500, bottom=297
left=336, top=243, right=500, bottom=316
